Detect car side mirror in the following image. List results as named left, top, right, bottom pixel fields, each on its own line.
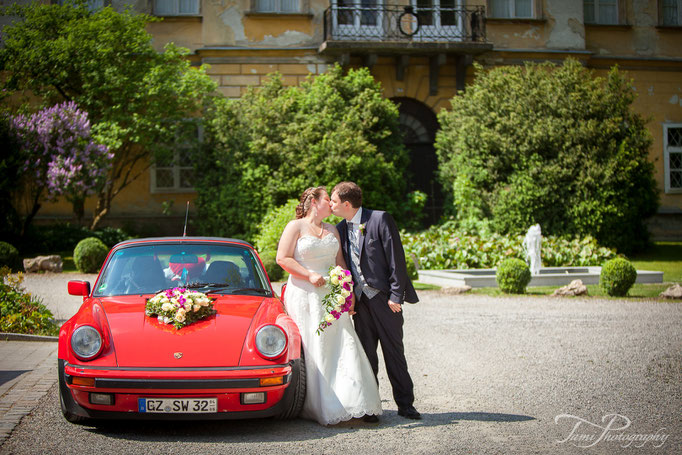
left=68, top=280, right=91, bottom=298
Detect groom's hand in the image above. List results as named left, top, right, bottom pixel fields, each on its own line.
left=388, top=300, right=402, bottom=313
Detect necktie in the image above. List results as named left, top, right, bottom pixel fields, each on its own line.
left=347, top=222, right=364, bottom=298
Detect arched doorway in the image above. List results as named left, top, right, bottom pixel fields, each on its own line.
left=391, top=97, right=443, bottom=224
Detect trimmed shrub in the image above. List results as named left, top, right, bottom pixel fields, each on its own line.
left=406, top=253, right=419, bottom=281
left=600, top=258, right=637, bottom=297
left=259, top=251, right=286, bottom=283
left=496, top=258, right=531, bottom=294
left=73, top=237, right=108, bottom=273
left=21, top=223, right=130, bottom=254
left=0, top=267, right=58, bottom=336
left=435, top=59, right=658, bottom=254
left=0, top=242, right=21, bottom=272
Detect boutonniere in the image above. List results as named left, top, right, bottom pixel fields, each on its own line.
left=359, top=223, right=366, bottom=236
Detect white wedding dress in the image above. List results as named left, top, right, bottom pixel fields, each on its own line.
left=283, top=234, right=382, bottom=425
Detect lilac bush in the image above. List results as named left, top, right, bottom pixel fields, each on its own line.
left=10, top=102, right=113, bottom=223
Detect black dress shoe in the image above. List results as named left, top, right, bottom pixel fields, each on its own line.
left=363, top=414, right=379, bottom=423
left=397, top=406, right=422, bottom=420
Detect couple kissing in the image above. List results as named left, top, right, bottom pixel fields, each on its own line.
left=276, top=181, right=420, bottom=426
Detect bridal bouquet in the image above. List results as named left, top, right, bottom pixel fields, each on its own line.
left=317, top=266, right=354, bottom=335
left=145, top=287, right=215, bottom=329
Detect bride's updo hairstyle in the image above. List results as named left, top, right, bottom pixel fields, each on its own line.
left=296, top=186, right=327, bottom=219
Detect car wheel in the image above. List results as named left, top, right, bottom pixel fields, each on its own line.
left=59, top=371, right=89, bottom=424
left=277, top=348, right=306, bottom=419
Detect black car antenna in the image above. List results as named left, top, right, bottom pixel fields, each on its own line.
left=183, top=201, right=190, bottom=237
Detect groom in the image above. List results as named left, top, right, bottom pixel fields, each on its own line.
left=330, top=181, right=421, bottom=421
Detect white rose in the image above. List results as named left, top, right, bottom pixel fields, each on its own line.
left=336, top=294, right=345, bottom=305
left=342, top=274, right=353, bottom=284
left=175, top=308, right=187, bottom=323
left=340, top=288, right=350, bottom=298
left=170, top=298, right=179, bottom=306
left=330, top=275, right=339, bottom=285
left=163, top=317, right=171, bottom=324
left=334, top=305, right=342, bottom=312
left=193, top=304, right=201, bottom=312
left=325, top=314, right=335, bottom=323
left=161, top=302, right=173, bottom=312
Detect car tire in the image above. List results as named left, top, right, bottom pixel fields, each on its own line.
left=277, top=348, right=306, bottom=419
left=58, top=367, right=90, bottom=425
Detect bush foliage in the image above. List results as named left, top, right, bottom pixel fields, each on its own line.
left=402, top=221, right=616, bottom=270
left=73, top=237, right=109, bottom=273
left=194, top=65, right=410, bottom=240
left=0, top=268, right=58, bottom=336
left=496, top=258, right=531, bottom=294
left=600, top=258, right=637, bottom=297
left=0, top=242, right=21, bottom=272
left=21, top=224, right=129, bottom=255
left=435, top=59, right=658, bottom=254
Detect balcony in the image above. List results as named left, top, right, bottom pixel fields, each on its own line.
left=320, top=3, right=492, bottom=56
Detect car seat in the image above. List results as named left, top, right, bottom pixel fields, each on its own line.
left=203, top=261, right=243, bottom=287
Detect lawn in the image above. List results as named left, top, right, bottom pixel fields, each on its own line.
left=628, top=241, right=682, bottom=282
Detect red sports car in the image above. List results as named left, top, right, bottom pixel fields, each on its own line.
left=59, top=237, right=304, bottom=422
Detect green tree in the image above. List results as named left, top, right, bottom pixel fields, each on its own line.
left=195, top=65, right=410, bottom=240
left=435, top=59, right=658, bottom=254
left=0, top=1, right=217, bottom=229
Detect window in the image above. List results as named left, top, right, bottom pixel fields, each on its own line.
left=584, top=0, right=618, bottom=24
left=489, top=0, right=533, bottom=18
left=154, top=0, right=200, bottom=16
left=151, top=122, right=202, bottom=193
left=58, top=0, right=105, bottom=11
left=664, top=124, right=682, bottom=193
left=254, top=0, right=300, bottom=13
left=660, top=0, right=681, bottom=25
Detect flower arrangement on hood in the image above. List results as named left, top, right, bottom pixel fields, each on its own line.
left=145, top=287, right=214, bottom=329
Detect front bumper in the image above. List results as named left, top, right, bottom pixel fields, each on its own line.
left=58, top=358, right=300, bottom=420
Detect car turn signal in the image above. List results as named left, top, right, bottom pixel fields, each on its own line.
left=259, top=376, right=284, bottom=386
left=72, top=377, right=95, bottom=387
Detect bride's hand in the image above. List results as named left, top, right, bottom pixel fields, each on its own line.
left=349, top=294, right=356, bottom=315
left=308, top=272, right=325, bottom=287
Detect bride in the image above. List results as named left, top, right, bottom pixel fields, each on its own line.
left=276, top=186, right=382, bottom=425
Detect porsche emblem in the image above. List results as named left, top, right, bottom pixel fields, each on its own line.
left=174, top=352, right=183, bottom=359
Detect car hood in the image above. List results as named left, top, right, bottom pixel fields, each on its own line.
left=100, top=295, right=265, bottom=368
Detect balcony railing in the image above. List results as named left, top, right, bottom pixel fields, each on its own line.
left=323, top=4, right=487, bottom=43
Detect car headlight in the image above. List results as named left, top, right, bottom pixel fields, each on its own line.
left=255, top=325, right=287, bottom=359
left=71, top=325, right=103, bottom=360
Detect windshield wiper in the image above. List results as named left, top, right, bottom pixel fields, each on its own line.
left=183, top=282, right=232, bottom=291
left=225, top=287, right=271, bottom=296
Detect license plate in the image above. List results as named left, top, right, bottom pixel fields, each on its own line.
left=138, top=398, right=217, bottom=413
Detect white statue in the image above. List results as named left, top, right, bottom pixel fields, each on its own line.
left=523, top=224, right=542, bottom=275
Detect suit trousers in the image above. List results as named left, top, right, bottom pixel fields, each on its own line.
left=353, top=291, right=414, bottom=409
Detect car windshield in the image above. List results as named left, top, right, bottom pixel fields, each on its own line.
left=93, top=242, right=272, bottom=297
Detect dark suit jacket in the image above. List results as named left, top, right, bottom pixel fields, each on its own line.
left=337, top=208, right=418, bottom=304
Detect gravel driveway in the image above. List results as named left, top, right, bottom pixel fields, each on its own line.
left=3, top=276, right=681, bottom=454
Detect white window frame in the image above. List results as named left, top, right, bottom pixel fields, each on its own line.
left=583, top=0, right=619, bottom=25
left=660, top=0, right=682, bottom=26
left=150, top=122, right=202, bottom=194
left=253, top=0, right=301, bottom=13
left=153, top=0, right=200, bottom=16
left=488, top=0, right=536, bottom=19
left=664, top=123, right=682, bottom=194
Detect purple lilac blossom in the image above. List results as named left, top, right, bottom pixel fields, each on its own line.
left=9, top=101, right=113, bottom=200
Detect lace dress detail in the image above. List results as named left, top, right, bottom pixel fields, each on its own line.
left=284, top=234, right=382, bottom=425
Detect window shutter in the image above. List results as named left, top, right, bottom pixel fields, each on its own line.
left=179, top=0, right=199, bottom=14
left=281, top=0, right=299, bottom=12
left=155, top=0, right=176, bottom=15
